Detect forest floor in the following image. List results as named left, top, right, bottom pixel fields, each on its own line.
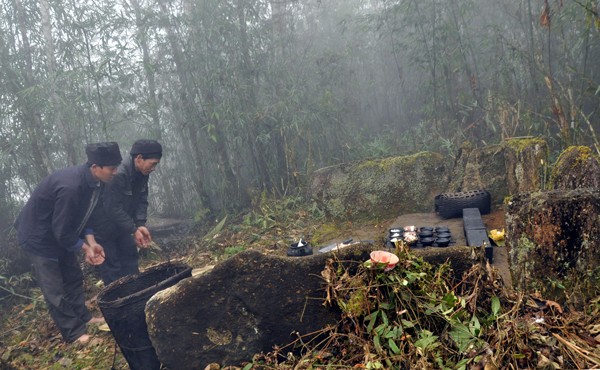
left=0, top=202, right=510, bottom=369
left=18, top=199, right=600, bottom=370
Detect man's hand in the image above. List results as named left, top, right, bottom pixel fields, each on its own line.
left=134, top=226, right=152, bottom=248
left=82, top=242, right=105, bottom=265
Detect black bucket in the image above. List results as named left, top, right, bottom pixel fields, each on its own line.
left=97, top=261, right=192, bottom=370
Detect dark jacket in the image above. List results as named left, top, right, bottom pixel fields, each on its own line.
left=16, top=164, right=100, bottom=259
left=104, top=156, right=150, bottom=235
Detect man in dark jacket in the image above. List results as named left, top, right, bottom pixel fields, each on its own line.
left=16, top=142, right=122, bottom=344
left=89, top=139, right=162, bottom=286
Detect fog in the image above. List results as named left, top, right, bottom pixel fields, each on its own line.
left=0, top=0, right=598, bottom=233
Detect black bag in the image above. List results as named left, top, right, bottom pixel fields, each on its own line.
left=434, top=189, right=491, bottom=219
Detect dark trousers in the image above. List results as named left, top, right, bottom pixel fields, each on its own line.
left=97, top=232, right=139, bottom=286
left=28, top=252, right=91, bottom=343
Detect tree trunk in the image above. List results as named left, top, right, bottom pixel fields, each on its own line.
left=40, top=0, right=78, bottom=165
left=448, top=0, right=482, bottom=108
left=235, top=0, right=276, bottom=194
left=129, top=0, right=162, bottom=139
left=525, top=0, right=541, bottom=111
left=13, top=0, right=53, bottom=178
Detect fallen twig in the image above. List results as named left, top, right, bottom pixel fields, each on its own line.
left=552, top=332, right=600, bottom=368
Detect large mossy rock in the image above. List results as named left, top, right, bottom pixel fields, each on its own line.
left=446, top=142, right=507, bottom=205
left=446, top=138, right=548, bottom=206
left=308, top=139, right=548, bottom=218
left=550, top=146, right=600, bottom=190
left=505, top=189, right=600, bottom=299
left=146, top=245, right=477, bottom=369
left=146, top=249, right=347, bottom=369
left=503, top=137, right=548, bottom=196
left=309, top=152, right=447, bottom=219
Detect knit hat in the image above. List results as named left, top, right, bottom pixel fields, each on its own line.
left=86, top=142, right=122, bottom=166
left=130, top=140, right=162, bottom=159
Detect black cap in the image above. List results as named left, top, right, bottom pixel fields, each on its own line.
left=130, top=139, right=162, bottom=159
left=86, top=142, right=122, bottom=166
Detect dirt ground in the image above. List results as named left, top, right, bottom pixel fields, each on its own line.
left=321, top=209, right=511, bottom=286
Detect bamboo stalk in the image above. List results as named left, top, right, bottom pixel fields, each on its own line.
left=552, top=332, right=600, bottom=368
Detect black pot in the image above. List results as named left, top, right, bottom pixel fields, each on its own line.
left=420, top=237, right=435, bottom=246
left=389, top=228, right=403, bottom=234
left=419, top=230, right=433, bottom=238
left=435, top=226, right=450, bottom=233
left=435, top=237, right=451, bottom=247
left=420, top=226, right=434, bottom=233
left=435, top=232, right=451, bottom=239
left=286, top=242, right=313, bottom=257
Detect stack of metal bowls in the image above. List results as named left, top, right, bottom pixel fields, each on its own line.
left=388, top=228, right=403, bottom=243
left=434, top=226, right=452, bottom=247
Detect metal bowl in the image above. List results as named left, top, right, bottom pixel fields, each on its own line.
left=420, top=237, right=435, bottom=246
left=435, top=237, right=451, bottom=247
left=419, top=230, right=434, bottom=238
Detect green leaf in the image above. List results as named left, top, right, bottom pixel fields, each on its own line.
left=381, top=310, right=389, bottom=326
left=455, top=358, right=471, bottom=370
left=242, top=364, right=253, bottom=370
left=469, top=315, right=481, bottom=336
left=388, top=338, right=401, bottom=354
left=202, top=215, right=227, bottom=241
left=374, top=334, right=383, bottom=353
left=384, top=326, right=403, bottom=339
left=449, top=322, right=475, bottom=353
left=401, top=319, right=415, bottom=328
left=414, top=330, right=439, bottom=351
left=491, top=296, right=500, bottom=316
left=374, top=323, right=387, bottom=336
left=442, top=291, right=458, bottom=306
left=379, top=302, right=393, bottom=309
left=367, top=311, right=379, bottom=332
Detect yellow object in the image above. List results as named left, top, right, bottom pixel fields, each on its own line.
left=489, top=229, right=505, bottom=241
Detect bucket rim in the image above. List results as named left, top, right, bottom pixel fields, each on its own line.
left=97, top=261, right=191, bottom=308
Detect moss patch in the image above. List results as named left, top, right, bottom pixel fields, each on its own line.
left=503, top=137, right=546, bottom=153
left=310, top=152, right=447, bottom=220
left=550, top=146, right=600, bottom=189
left=312, top=222, right=344, bottom=244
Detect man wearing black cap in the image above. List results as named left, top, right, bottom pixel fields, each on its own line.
left=88, top=139, right=162, bottom=285
left=15, top=142, right=122, bottom=344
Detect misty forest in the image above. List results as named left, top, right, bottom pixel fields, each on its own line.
left=1, top=0, right=600, bottom=368
left=1, top=0, right=599, bottom=229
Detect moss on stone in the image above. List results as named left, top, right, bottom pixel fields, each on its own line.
left=551, top=146, right=592, bottom=176
left=312, top=222, right=344, bottom=245
left=553, top=147, right=588, bottom=174
left=503, top=137, right=546, bottom=154
left=510, top=236, right=538, bottom=291
left=549, top=146, right=600, bottom=189
left=502, top=137, right=548, bottom=194
left=355, top=151, right=434, bottom=172
left=312, top=151, right=446, bottom=220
